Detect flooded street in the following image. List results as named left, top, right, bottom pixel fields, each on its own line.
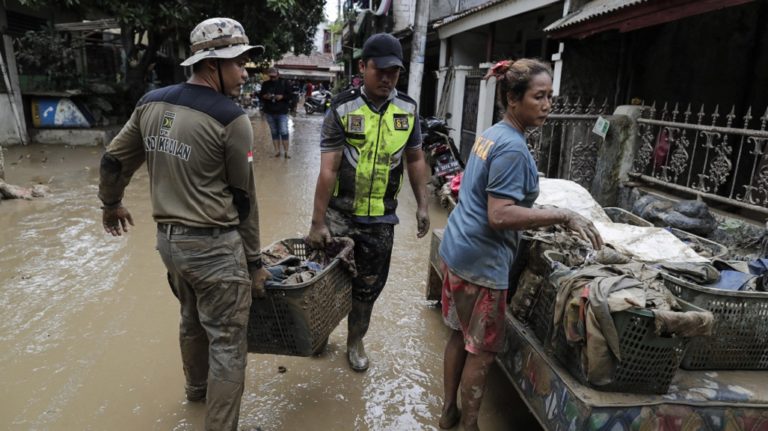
left=0, top=112, right=539, bottom=430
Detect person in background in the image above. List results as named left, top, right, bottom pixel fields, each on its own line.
left=289, top=79, right=301, bottom=116
left=260, top=67, right=292, bottom=158
left=307, top=33, right=430, bottom=372
left=351, top=74, right=362, bottom=89
left=98, top=18, right=271, bottom=431
left=305, top=80, right=314, bottom=98
left=437, top=58, right=603, bottom=431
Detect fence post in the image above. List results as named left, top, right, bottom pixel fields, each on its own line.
left=589, top=105, right=644, bottom=206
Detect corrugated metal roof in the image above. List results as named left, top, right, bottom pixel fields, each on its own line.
left=275, top=52, right=336, bottom=70
left=432, top=0, right=507, bottom=29
left=544, top=0, right=648, bottom=32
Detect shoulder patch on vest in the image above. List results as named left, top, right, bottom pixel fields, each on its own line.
left=393, top=113, right=409, bottom=130
left=348, top=114, right=365, bottom=133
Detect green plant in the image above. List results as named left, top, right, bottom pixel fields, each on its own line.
left=14, top=25, right=82, bottom=89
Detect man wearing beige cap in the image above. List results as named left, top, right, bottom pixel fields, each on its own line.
left=98, top=18, right=270, bottom=430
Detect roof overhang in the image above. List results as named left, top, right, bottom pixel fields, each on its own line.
left=435, top=0, right=560, bottom=39
left=546, top=0, right=755, bottom=39
left=54, top=19, right=120, bottom=32
left=274, top=68, right=337, bottom=79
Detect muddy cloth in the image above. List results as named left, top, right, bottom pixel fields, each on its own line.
left=326, top=207, right=394, bottom=303
left=525, top=225, right=593, bottom=273
left=654, top=310, right=714, bottom=337
left=663, top=260, right=766, bottom=292
left=659, top=262, right=720, bottom=284
left=551, top=263, right=711, bottom=386
left=261, top=237, right=356, bottom=287
left=749, top=259, right=768, bottom=291
left=306, top=236, right=357, bottom=277
left=749, top=258, right=768, bottom=275
left=265, top=265, right=320, bottom=286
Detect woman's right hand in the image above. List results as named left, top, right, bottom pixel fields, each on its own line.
left=562, top=210, right=604, bottom=250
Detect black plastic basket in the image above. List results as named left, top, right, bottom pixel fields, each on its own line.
left=668, top=228, right=728, bottom=259
left=540, top=249, right=697, bottom=393
left=662, top=272, right=768, bottom=369
left=553, top=301, right=697, bottom=394
left=247, top=238, right=352, bottom=356
left=603, top=207, right=653, bottom=227
left=526, top=250, right=564, bottom=344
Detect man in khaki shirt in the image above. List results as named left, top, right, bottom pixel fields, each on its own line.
left=98, top=18, right=269, bottom=431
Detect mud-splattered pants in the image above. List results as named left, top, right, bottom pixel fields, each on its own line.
left=156, top=225, right=252, bottom=431
left=326, top=208, right=395, bottom=303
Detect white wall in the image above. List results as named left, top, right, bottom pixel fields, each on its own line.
left=392, top=0, right=415, bottom=32
left=314, top=22, right=327, bottom=53
left=0, top=96, right=23, bottom=145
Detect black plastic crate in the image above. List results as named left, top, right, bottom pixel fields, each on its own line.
left=552, top=301, right=697, bottom=394
left=247, top=238, right=352, bottom=356
left=662, top=272, right=768, bottom=369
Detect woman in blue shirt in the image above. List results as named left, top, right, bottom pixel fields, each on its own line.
left=438, top=59, right=603, bottom=430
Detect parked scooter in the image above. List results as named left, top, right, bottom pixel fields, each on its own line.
left=420, top=116, right=463, bottom=190
left=304, top=89, right=332, bottom=114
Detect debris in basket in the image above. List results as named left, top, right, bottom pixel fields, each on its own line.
left=277, top=366, right=287, bottom=374
left=551, top=263, right=714, bottom=386
left=654, top=309, right=714, bottom=337
left=661, top=259, right=768, bottom=292
left=261, top=237, right=356, bottom=286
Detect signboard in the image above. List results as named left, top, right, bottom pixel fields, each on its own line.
left=592, top=116, right=610, bottom=138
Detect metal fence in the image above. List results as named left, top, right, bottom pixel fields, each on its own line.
left=460, top=69, right=485, bottom=164
left=526, top=96, right=611, bottom=188
left=630, top=102, right=768, bottom=214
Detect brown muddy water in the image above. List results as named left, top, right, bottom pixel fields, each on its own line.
left=0, top=112, right=541, bottom=430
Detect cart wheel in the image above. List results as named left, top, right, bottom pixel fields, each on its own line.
left=312, top=336, right=329, bottom=356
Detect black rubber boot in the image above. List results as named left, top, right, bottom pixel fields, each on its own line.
left=347, top=299, right=374, bottom=372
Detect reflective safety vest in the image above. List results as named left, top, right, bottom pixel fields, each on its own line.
left=329, top=89, right=417, bottom=218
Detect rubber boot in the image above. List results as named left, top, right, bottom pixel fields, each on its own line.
left=347, top=299, right=374, bottom=372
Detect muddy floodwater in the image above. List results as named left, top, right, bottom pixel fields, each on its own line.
left=0, top=112, right=541, bottom=430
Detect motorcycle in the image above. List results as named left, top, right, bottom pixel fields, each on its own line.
left=304, top=89, right=332, bottom=114
left=420, top=116, right=463, bottom=190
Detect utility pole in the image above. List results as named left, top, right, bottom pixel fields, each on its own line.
left=407, top=0, right=429, bottom=111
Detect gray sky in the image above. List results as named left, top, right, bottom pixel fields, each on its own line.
left=325, top=0, right=339, bottom=22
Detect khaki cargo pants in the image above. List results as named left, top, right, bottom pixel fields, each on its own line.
left=156, top=226, right=252, bottom=431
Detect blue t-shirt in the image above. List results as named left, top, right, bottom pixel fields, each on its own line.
left=439, top=122, right=540, bottom=289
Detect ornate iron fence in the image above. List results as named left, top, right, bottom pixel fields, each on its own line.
left=630, top=102, right=768, bottom=215
left=526, top=96, right=611, bottom=187
left=460, top=75, right=482, bottom=164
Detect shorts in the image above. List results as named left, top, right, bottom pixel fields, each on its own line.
left=441, top=263, right=507, bottom=354
left=264, top=113, right=289, bottom=140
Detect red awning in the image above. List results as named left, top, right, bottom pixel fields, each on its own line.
left=545, top=0, right=755, bottom=39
